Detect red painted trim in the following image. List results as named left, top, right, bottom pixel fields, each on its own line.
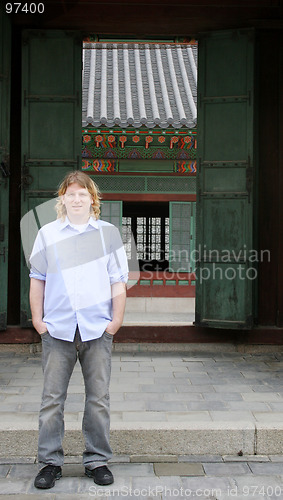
left=127, top=286, right=195, bottom=297
left=84, top=129, right=197, bottom=136
left=115, top=326, right=283, bottom=344
left=102, top=193, right=196, bottom=201
left=87, top=172, right=196, bottom=177
left=131, top=271, right=196, bottom=280
left=114, top=325, right=283, bottom=345
left=128, top=271, right=196, bottom=297
left=0, top=328, right=40, bottom=344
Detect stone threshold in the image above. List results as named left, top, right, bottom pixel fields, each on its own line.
left=0, top=453, right=278, bottom=464
left=1, top=422, right=283, bottom=457
left=2, top=342, right=283, bottom=355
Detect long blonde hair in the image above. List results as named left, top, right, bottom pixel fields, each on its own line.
left=55, top=171, right=101, bottom=220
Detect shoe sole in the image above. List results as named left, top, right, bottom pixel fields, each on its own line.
left=34, top=471, right=62, bottom=489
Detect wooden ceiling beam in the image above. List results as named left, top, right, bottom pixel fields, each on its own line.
left=10, top=0, right=282, bottom=34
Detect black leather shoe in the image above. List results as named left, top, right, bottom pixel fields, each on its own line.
left=34, top=465, right=62, bottom=489
left=85, top=465, right=114, bottom=485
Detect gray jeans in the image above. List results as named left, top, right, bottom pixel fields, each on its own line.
left=38, top=328, right=113, bottom=469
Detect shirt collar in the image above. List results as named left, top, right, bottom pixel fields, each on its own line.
left=58, top=216, right=99, bottom=231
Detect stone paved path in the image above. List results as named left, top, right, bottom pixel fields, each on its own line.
left=1, top=349, right=283, bottom=426
left=1, top=347, right=283, bottom=472
left=1, top=455, right=283, bottom=498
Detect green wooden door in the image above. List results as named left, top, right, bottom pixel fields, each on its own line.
left=195, top=29, right=255, bottom=329
left=0, top=8, right=11, bottom=330
left=21, top=30, right=82, bottom=327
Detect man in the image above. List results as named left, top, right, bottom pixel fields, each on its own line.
left=29, top=171, right=128, bottom=489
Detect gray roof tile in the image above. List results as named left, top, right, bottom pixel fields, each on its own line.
left=82, top=43, right=197, bottom=129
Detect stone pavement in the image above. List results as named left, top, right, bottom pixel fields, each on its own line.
left=1, top=345, right=283, bottom=460
left=1, top=454, right=283, bottom=498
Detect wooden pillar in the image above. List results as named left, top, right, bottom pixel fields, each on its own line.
left=276, top=28, right=283, bottom=327
left=257, top=29, right=283, bottom=326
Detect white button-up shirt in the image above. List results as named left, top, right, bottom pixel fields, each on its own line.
left=29, top=216, right=128, bottom=342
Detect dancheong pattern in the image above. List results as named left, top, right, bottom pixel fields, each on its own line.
left=82, top=129, right=197, bottom=162
left=82, top=159, right=119, bottom=172
left=174, top=161, right=197, bottom=173
left=81, top=159, right=197, bottom=173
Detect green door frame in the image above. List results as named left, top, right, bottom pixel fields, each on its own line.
left=0, top=8, right=11, bottom=330
left=19, top=30, right=257, bottom=330
left=21, top=30, right=82, bottom=327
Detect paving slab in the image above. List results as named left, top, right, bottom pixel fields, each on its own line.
left=254, top=412, right=283, bottom=423
left=202, top=462, right=251, bottom=475
left=131, top=475, right=183, bottom=493
left=0, top=496, right=57, bottom=500
left=248, top=462, right=283, bottom=475
left=180, top=476, right=234, bottom=498
left=0, top=458, right=36, bottom=465
left=122, top=411, right=168, bottom=422
left=130, top=455, right=178, bottom=463
left=0, top=478, right=31, bottom=494
left=223, top=454, right=270, bottom=462
left=0, top=466, right=10, bottom=478
left=165, top=410, right=212, bottom=422
left=154, top=462, right=204, bottom=476
left=179, top=455, right=223, bottom=463
left=269, top=455, right=283, bottom=462
left=232, top=474, right=283, bottom=498
left=8, top=464, right=39, bottom=479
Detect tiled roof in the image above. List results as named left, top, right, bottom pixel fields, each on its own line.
left=82, top=43, right=197, bottom=129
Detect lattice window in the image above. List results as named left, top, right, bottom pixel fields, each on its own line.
left=94, top=175, right=196, bottom=193
left=100, top=201, right=122, bottom=229
left=165, top=217, right=170, bottom=260
left=122, top=216, right=132, bottom=259
left=148, top=217, right=161, bottom=260
left=146, top=176, right=196, bottom=193
left=169, top=201, right=196, bottom=272
left=136, top=217, right=147, bottom=259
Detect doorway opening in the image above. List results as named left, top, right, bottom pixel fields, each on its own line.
left=123, top=202, right=169, bottom=272
left=82, top=38, right=197, bottom=326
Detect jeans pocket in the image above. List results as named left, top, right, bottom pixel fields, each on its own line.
left=104, top=331, right=114, bottom=341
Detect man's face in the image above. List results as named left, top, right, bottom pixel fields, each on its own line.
left=62, top=182, right=93, bottom=222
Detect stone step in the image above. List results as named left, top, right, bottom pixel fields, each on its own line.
left=124, top=298, right=195, bottom=325
left=1, top=422, right=282, bottom=457
left=125, top=297, right=195, bottom=314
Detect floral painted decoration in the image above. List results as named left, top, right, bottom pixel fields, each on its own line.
left=94, top=135, right=103, bottom=147
left=119, top=136, right=127, bottom=148
left=145, top=136, right=153, bottom=149
left=170, top=136, right=179, bottom=149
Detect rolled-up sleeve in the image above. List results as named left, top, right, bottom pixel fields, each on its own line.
left=107, top=227, right=129, bottom=285
left=29, top=231, right=47, bottom=281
